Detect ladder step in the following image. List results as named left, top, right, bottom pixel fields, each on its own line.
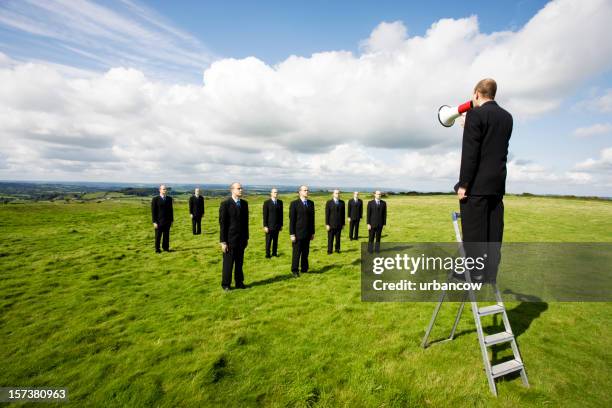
left=484, top=331, right=514, bottom=346
left=478, top=304, right=505, bottom=316
left=490, top=359, right=523, bottom=378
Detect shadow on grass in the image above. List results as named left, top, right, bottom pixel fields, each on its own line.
left=425, top=290, right=548, bottom=350
left=248, top=274, right=294, bottom=288
left=308, top=264, right=336, bottom=274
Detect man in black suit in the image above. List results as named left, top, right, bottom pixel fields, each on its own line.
left=367, top=191, right=387, bottom=253
left=289, top=185, right=315, bottom=277
left=456, top=78, right=512, bottom=284
left=189, top=187, right=205, bottom=235
left=325, top=189, right=345, bottom=254
left=219, top=182, right=249, bottom=291
left=347, top=191, right=363, bottom=240
left=263, top=188, right=283, bottom=258
left=151, top=184, right=173, bottom=253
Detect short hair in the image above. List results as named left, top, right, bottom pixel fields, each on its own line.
left=474, top=78, right=497, bottom=99
left=230, top=182, right=241, bottom=190
left=298, top=185, right=308, bottom=192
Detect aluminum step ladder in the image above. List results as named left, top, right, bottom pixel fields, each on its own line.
left=421, top=211, right=529, bottom=396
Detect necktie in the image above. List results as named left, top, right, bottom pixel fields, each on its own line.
left=303, top=200, right=307, bottom=207
left=236, top=200, right=241, bottom=208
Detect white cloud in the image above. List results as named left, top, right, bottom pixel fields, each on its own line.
left=0, top=0, right=611, bottom=195
left=360, top=21, right=408, bottom=53
left=573, top=123, right=612, bottom=138
left=0, top=0, right=215, bottom=82
left=575, top=147, right=612, bottom=172
left=575, top=88, right=612, bottom=113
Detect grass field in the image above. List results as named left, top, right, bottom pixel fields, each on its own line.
left=1, top=194, right=611, bottom=407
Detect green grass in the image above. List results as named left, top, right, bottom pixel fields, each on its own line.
left=0, top=195, right=611, bottom=407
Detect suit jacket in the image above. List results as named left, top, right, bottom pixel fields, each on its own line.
left=367, top=200, right=387, bottom=228
left=151, top=195, right=174, bottom=227
left=348, top=198, right=363, bottom=220
left=325, top=199, right=345, bottom=228
left=458, top=101, right=512, bottom=195
left=289, top=199, right=315, bottom=240
left=263, top=199, right=283, bottom=230
left=219, top=198, right=249, bottom=247
left=189, top=195, right=205, bottom=218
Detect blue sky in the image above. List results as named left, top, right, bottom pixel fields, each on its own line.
left=145, top=0, right=549, bottom=63
left=0, top=0, right=610, bottom=195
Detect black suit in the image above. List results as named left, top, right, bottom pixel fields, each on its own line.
left=151, top=195, right=173, bottom=251
left=367, top=199, right=387, bottom=253
left=348, top=198, right=363, bottom=240
left=325, top=199, right=345, bottom=253
left=457, top=101, right=512, bottom=283
left=289, top=199, right=315, bottom=274
left=189, top=195, right=205, bottom=235
left=263, top=198, right=283, bottom=257
left=219, top=198, right=249, bottom=288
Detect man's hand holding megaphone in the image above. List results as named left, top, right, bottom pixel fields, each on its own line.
left=437, top=100, right=473, bottom=127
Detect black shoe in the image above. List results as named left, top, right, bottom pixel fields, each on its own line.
left=335, top=250, right=340, bottom=253
left=236, top=283, right=247, bottom=289
left=292, top=272, right=300, bottom=278
left=327, top=251, right=332, bottom=255
left=163, top=249, right=172, bottom=252
left=273, top=253, right=279, bottom=257
left=222, top=286, right=230, bottom=292
left=155, top=249, right=161, bottom=253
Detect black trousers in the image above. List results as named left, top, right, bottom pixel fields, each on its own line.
left=222, top=244, right=245, bottom=288
left=265, top=229, right=280, bottom=256
left=291, top=239, right=310, bottom=273
left=155, top=224, right=171, bottom=251
left=192, top=216, right=202, bottom=235
left=368, top=226, right=383, bottom=253
left=460, top=195, right=504, bottom=283
left=349, top=219, right=360, bottom=240
left=327, top=228, right=341, bottom=253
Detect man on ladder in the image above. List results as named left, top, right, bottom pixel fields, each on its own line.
left=455, top=78, right=511, bottom=285
left=423, top=78, right=529, bottom=396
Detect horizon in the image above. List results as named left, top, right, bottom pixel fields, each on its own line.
left=1, top=179, right=610, bottom=199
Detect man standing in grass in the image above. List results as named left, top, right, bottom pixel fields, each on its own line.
left=347, top=191, right=363, bottom=240
left=456, top=78, right=512, bottom=284
left=325, top=189, right=345, bottom=254
left=263, top=188, right=283, bottom=258
left=367, top=191, right=387, bottom=253
left=289, top=185, right=315, bottom=277
left=189, top=187, right=205, bottom=235
left=219, top=182, right=249, bottom=291
left=151, top=184, right=173, bottom=253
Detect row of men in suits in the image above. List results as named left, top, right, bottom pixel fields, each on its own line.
left=152, top=183, right=388, bottom=290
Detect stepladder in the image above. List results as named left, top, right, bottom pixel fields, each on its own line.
left=421, top=211, right=529, bottom=396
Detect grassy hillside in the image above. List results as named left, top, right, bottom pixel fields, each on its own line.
left=1, top=194, right=610, bottom=407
